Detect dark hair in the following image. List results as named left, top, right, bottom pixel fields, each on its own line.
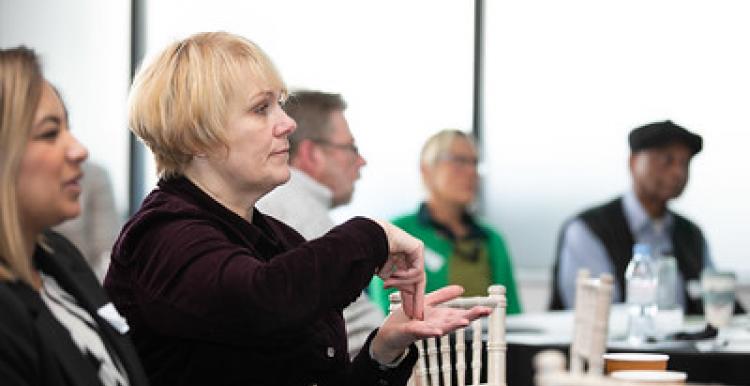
left=284, top=90, right=347, bottom=158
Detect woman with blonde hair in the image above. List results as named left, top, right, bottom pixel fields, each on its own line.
left=0, top=47, right=148, bottom=386
left=105, top=32, right=490, bottom=386
left=370, top=129, right=522, bottom=314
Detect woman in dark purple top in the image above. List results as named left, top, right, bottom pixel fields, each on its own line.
left=104, top=32, right=490, bottom=386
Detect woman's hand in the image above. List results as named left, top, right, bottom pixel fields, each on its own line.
left=369, top=285, right=493, bottom=365
left=373, top=220, right=426, bottom=320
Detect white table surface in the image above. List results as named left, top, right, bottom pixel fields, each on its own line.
left=506, top=306, right=750, bottom=353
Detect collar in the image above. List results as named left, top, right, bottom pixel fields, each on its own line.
left=622, top=188, right=674, bottom=236
left=288, top=168, right=334, bottom=209
left=157, top=176, right=282, bottom=253
left=416, top=202, right=487, bottom=241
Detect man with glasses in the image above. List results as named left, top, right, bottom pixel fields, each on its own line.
left=257, top=90, right=379, bottom=357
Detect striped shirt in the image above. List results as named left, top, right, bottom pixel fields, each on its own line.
left=39, top=272, right=130, bottom=386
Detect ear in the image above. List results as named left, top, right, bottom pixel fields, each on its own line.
left=420, top=163, right=433, bottom=190
left=292, top=139, right=322, bottom=174
left=628, top=153, right=638, bottom=175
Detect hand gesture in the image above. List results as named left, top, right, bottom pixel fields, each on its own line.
left=373, top=220, right=425, bottom=320
left=369, top=285, right=493, bottom=365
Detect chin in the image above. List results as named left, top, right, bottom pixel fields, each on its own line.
left=60, top=201, right=82, bottom=220
left=276, top=168, right=291, bottom=184
left=265, top=169, right=291, bottom=193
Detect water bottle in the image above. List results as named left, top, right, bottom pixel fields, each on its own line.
left=654, top=256, right=684, bottom=338
left=625, top=243, right=657, bottom=345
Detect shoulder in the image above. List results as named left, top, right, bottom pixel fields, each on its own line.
left=113, top=189, right=221, bottom=256
left=391, top=211, right=419, bottom=230
left=561, top=217, right=597, bottom=243
left=115, top=214, right=237, bottom=261
left=44, top=229, right=84, bottom=255
left=0, top=281, right=36, bottom=346
left=578, top=197, right=622, bottom=220
left=670, top=211, right=705, bottom=237
left=259, top=212, right=306, bottom=246
left=0, top=280, right=32, bottom=321
left=42, top=230, right=97, bottom=274
left=475, top=217, right=501, bottom=236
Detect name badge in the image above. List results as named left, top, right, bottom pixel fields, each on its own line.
left=97, top=302, right=130, bottom=334
left=424, top=248, right=445, bottom=272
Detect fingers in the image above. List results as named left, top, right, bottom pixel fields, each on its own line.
left=371, top=219, right=427, bottom=320
left=376, top=251, right=422, bottom=283
left=404, top=313, right=470, bottom=338
left=401, top=289, right=415, bottom=319
left=383, top=269, right=424, bottom=321
left=413, top=272, right=425, bottom=320
left=407, top=305, right=492, bottom=338
left=465, top=306, right=493, bottom=320
left=423, top=285, right=465, bottom=306
left=381, top=268, right=423, bottom=289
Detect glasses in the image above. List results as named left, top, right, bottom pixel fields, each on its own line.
left=437, top=154, right=479, bottom=168
left=310, top=138, right=360, bottom=157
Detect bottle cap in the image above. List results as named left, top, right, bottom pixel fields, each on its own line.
left=633, top=243, right=650, bottom=256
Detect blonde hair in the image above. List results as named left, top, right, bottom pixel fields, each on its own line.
left=129, top=31, right=287, bottom=177
left=420, top=129, right=477, bottom=167
left=0, top=47, right=44, bottom=284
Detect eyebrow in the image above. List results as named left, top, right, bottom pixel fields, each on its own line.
left=247, top=91, right=275, bottom=104
left=33, top=115, right=63, bottom=129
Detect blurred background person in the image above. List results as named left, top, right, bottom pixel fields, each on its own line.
left=105, top=32, right=491, bottom=386
left=257, top=90, right=383, bottom=357
left=370, top=129, right=522, bottom=315
left=0, top=46, right=147, bottom=386
left=549, top=120, right=719, bottom=314
left=54, top=159, right=120, bottom=282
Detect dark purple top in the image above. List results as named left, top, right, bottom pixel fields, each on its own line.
left=104, top=176, right=416, bottom=386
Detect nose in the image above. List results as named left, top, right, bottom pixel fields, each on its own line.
left=66, top=131, right=88, bottom=164
left=667, top=159, right=689, bottom=182
left=672, top=166, right=688, bottom=185
left=275, top=108, right=297, bottom=137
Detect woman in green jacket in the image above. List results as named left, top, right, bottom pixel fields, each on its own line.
left=370, top=129, right=522, bottom=314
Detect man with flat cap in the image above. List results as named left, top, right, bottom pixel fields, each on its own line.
left=549, top=120, right=710, bottom=314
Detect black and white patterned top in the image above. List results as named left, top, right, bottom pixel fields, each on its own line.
left=39, top=272, right=130, bottom=386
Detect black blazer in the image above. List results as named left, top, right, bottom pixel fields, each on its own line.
left=0, top=231, right=148, bottom=386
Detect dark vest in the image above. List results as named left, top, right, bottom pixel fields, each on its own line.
left=550, top=197, right=706, bottom=315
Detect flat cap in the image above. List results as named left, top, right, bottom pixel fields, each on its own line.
left=628, top=120, right=702, bottom=155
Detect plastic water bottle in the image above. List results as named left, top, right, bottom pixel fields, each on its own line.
left=625, top=243, right=657, bottom=345
left=654, top=256, right=684, bottom=338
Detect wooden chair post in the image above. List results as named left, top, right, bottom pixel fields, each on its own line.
left=487, top=285, right=507, bottom=386
left=388, top=286, right=507, bottom=386
left=569, top=270, right=614, bottom=376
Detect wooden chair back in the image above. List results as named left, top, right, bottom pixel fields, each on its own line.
left=389, top=285, right=507, bottom=386
left=569, top=270, right=614, bottom=375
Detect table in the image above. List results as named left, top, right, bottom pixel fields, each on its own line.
left=505, top=307, right=750, bottom=386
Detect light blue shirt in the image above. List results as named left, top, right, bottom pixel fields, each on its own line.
left=557, top=189, right=712, bottom=308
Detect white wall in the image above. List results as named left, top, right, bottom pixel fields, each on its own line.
left=7, top=1, right=748, bottom=312
left=142, top=0, right=475, bottom=222
left=484, top=0, right=750, bottom=302
left=0, top=0, right=132, bottom=218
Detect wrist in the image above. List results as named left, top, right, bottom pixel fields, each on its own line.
left=370, top=331, right=407, bottom=366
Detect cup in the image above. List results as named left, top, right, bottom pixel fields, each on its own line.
left=701, top=270, right=736, bottom=329
left=603, top=353, right=669, bottom=374
left=610, top=370, right=687, bottom=384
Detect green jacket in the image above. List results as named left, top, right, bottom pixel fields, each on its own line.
left=369, top=208, right=522, bottom=315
